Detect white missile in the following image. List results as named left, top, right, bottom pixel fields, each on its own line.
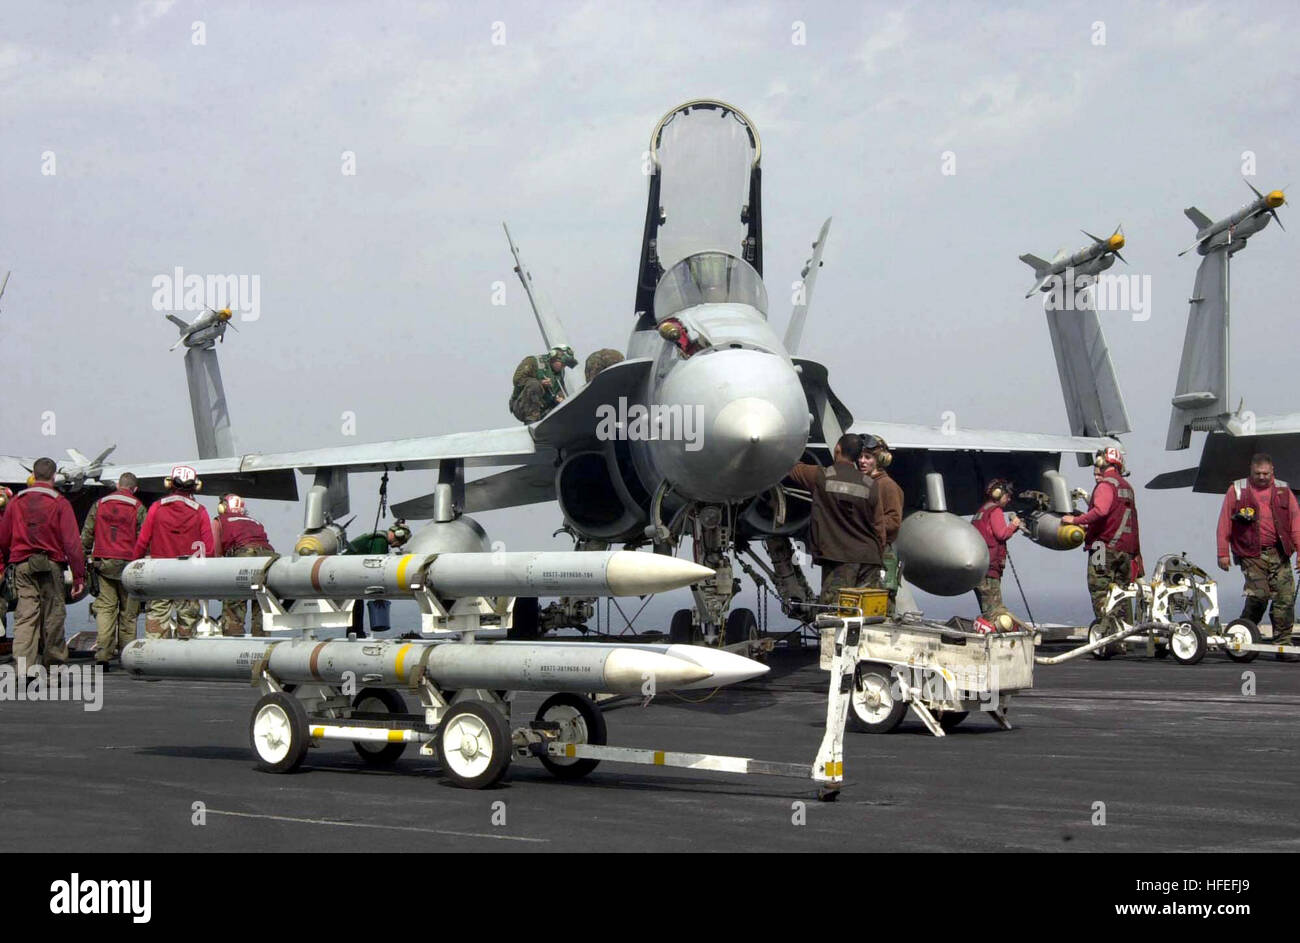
left=120, top=637, right=730, bottom=696
left=495, top=640, right=770, bottom=690
left=123, top=550, right=713, bottom=601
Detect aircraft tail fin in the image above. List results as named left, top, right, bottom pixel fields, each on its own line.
left=783, top=218, right=831, bottom=356
left=183, top=346, right=237, bottom=459
left=502, top=222, right=574, bottom=393
left=1043, top=300, right=1131, bottom=452
left=1184, top=207, right=1213, bottom=233
left=1166, top=249, right=1229, bottom=449
left=1018, top=253, right=1050, bottom=276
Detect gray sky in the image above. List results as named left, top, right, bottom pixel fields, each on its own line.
left=2, top=1, right=1296, bottom=630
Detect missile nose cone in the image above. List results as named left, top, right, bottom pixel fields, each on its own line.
left=605, top=552, right=713, bottom=595
left=1058, top=524, right=1085, bottom=549
left=603, top=648, right=713, bottom=693
left=663, top=644, right=770, bottom=689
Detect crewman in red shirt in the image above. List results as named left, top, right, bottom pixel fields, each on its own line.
left=1064, top=447, right=1142, bottom=625
left=212, top=493, right=275, bottom=637
left=134, top=465, right=214, bottom=638
left=81, top=472, right=146, bottom=667
left=971, top=479, right=1024, bottom=617
left=1216, top=452, right=1300, bottom=660
left=0, top=458, right=86, bottom=677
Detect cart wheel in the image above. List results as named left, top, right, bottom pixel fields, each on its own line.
left=938, top=710, right=969, bottom=731
left=725, top=608, right=759, bottom=645
left=536, top=693, right=607, bottom=781
left=1223, top=618, right=1260, bottom=663
left=1088, top=620, right=1115, bottom=660
left=669, top=609, right=695, bottom=644
left=1168, top=621, right=1208, bottom=665
left=250, top=692, right=310, bottom=773
left=847, top=663, right=907, bottom=733
left=437, top=701, right=512, bottom=789
left=351, top=687, right=409, bottom=767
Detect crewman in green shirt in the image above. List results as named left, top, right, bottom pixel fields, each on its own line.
left=346, top=521, right=412, bottom=637
left=509, top=345, right=578, bottom=422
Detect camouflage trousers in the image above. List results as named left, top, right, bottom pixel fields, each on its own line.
left=509, top=379, right=559, bottom=423
left=817, top=561, right=884, bottom=608
left=1088, top=546, right=1134, bottom=623
left=973, top=575, right=1004, bottom=618
left=1239, top=547, right=1296, bottom=645
left=765, top=536, right=814, bottom=618
left=93, top=572, right=140, bottom=662
left=145, top=598, right=202, bottom=638
left=11, top=560, right=68, bottom=671
left=222, top=546, right=273, bottom=637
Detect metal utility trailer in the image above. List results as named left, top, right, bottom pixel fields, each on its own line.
left=821, top=601, right=1035, bottom=737
left=1037, top=553, right=1280, bottom=666
left=247, top=623, right=863, bottom=801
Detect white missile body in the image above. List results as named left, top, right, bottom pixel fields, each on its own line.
left=119, top=636, right=768, bottom=696
left=123, top=550, right=713, bottom=602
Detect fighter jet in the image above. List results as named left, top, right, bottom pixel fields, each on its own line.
left=1178, top=180, right=1286, bottom=257
left=10, top=447, right=117, bottom=494
left=6, top=99, right=1124, bottom=640
left=1020, top=225, right=1127, bottom=297
left=167, top=307, right=237, bottom=350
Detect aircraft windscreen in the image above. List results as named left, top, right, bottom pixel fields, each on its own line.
left=654, top=252, right=768, bottom=322
left=653, top=103, right=757, bottom=271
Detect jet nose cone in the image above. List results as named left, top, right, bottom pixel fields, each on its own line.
left=649, top=348, right=808, bottom=503
left=710, top=397, right=800, bottom=492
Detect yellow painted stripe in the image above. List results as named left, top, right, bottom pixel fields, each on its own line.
left=387, top=730, right=403, bottom=742
left=395, top=644, right=413, bottom=682
left=565, top=744, right=576, bottom=758
left=311, top=727, right=324, bottom=738
left=396, top=554, right=415, bottom=590
left=654, top=750, right=665, bottom=765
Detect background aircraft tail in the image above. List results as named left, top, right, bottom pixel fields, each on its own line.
left=1043, top=301, right=1131, bottom=458
left=1165, top=250, right=1228, bottom=449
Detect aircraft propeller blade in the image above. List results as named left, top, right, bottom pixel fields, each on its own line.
left=1244, top=178, right=1265, bottom=201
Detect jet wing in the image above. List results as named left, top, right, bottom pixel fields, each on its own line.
left=847, top=420, right=1114, bottom=455
left=393, top=464, right=557, bottom=519
left=86, top=426, right=548, bottom=501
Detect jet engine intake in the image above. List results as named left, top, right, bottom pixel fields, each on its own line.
left=556, top=449, right=648, bottom=542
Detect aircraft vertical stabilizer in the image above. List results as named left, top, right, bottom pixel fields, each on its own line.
left=184, top=347, right=236, bottom=459
left=1165, top=250, right=1229, bottom=450
left=1044, top=302, right=1131, bottom=458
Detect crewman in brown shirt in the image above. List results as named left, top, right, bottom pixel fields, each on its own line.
left=788, top=433, right=886, bottom=608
